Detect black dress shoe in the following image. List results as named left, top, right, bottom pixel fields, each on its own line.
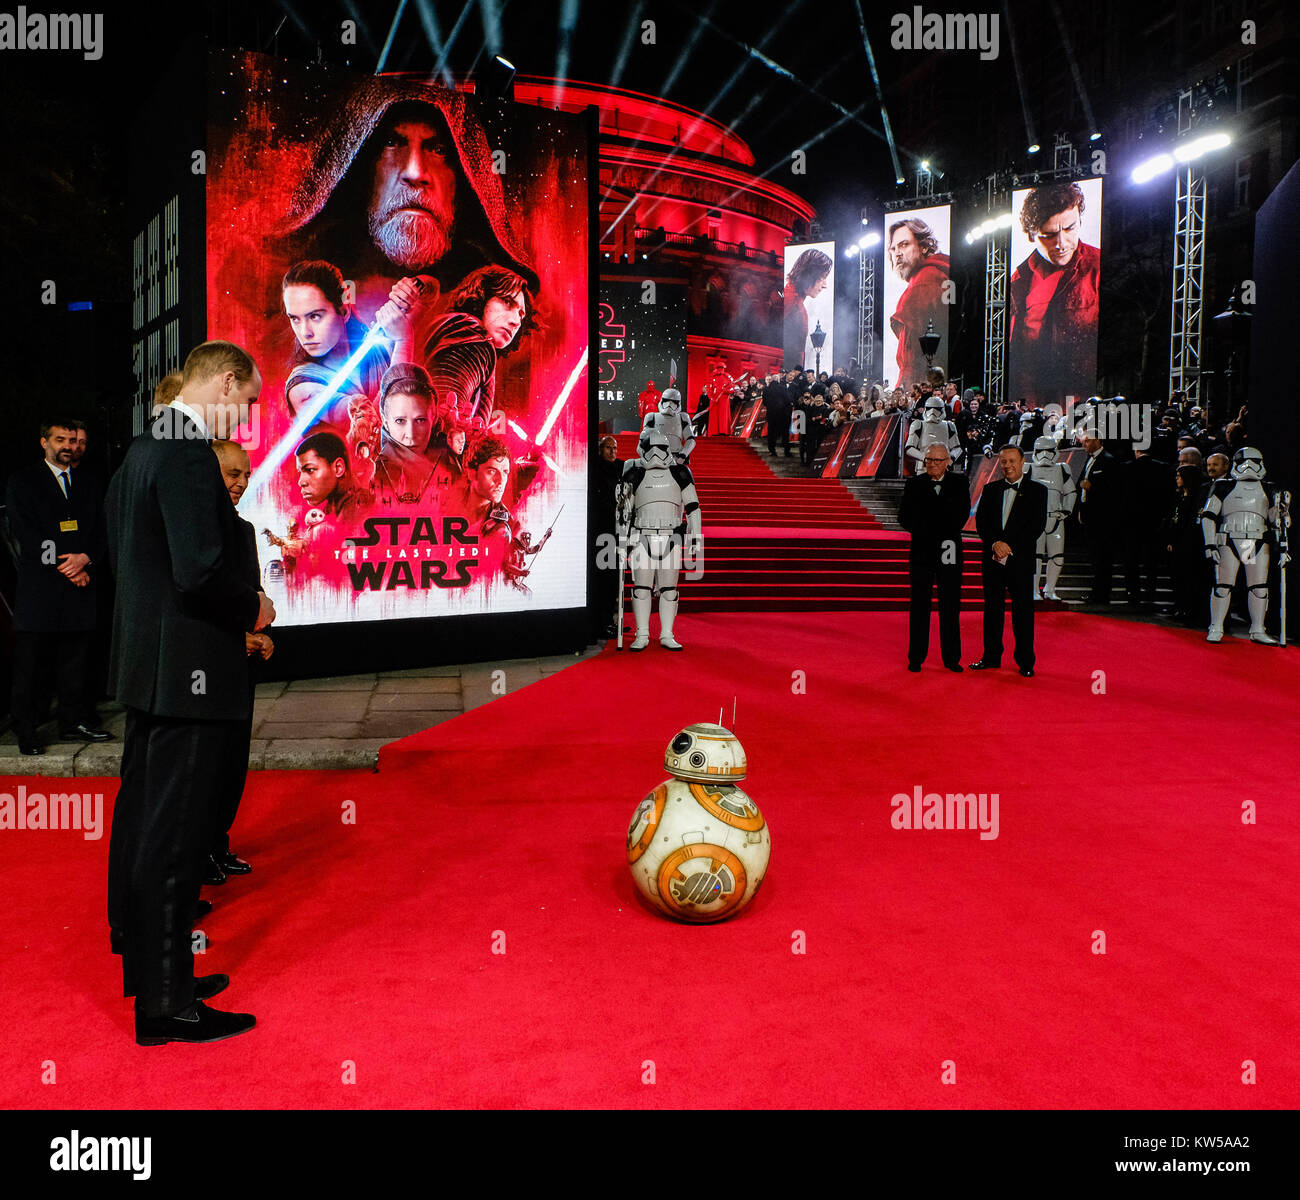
left=969, top=659, right=999, bottom=670
left=907, top=663, right=922, bottom=672
left=135, top=1000, right=255, bottom=1046
left=1019, top=667, right=1035, bottom=677
left=58, top=723, right=112, bottom=742
left=217, top=851, right=251, bottom=875
left=203, top=855, right=228, bottom=886
left=17, top=737, right=44, bottom=755
left=945, top=663, right=964, bottom=673
left=194, top=900, right=213, bottom=920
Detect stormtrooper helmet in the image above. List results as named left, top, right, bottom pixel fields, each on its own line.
left=1231, top=447, right=1266, bottom=480
left=1032, top=435, right=1057, bottom=466
left=1019, top=411, right=1037, bottom=429
left=659, top=388, right=682, bottom=415
left=923, top=396, right=945, bottom=420
left=641, top=431, right=673, bottom=468
left=664, top=723, right=748, bottom=783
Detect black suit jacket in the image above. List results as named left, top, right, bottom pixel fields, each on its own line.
left=105, top=410, right=261, bottom=720
left=1078, top=450, right=1120, bottom=526
left=898, top=471, right=969, bottom=562
left=976, top=477, right=1048, bottom=567
left=763, top=379, right=791, bottom=414
left=5, top=459, right=106, bottom=632
left=1122, top=455, right=1173, bottom=533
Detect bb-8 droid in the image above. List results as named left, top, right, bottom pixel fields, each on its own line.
left=626, top=723, right=771, bottom=923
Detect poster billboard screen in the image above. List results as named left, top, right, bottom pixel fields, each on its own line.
left=783, top=241, right=835, bottom=372
left=597, top=279, right=687, bottom=434
left=205, top=51, right=589, bottom=627
left=882, top=204, right=951, bottom=391
left=1007, top=177, right=1102, bottom=408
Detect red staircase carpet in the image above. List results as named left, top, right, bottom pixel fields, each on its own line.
left=615, top=433, right=978, bottom=610
left=2, top=611, right=1295, bottom=1109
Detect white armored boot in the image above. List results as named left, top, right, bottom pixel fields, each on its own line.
left=630, top=588, right=652, bottom=651
left=1206, top=589, right=1231, bottom=643
left=1247, top=587, right=1278, bottom=644
left=658, top=588, right=683, bottom=650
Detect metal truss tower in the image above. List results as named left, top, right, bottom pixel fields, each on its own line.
left=982, top=176, right=1010, bottom=407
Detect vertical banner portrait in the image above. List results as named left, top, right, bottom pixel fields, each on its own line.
left=882, top=205, right=951, bottom=390
left=783, top=241, right=835, bottom=372
left=1007, top=177, right=1102, bottom=408
left=205, top=51, right=589, bottom=627
left=597, top=279, right=688, bottom=434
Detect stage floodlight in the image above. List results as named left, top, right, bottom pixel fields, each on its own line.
left=1089, top=131, right=1101, bottom=141
left=920, top=159, right=930, bottom=170
left=845, top=245, right=858, bottom=258
left=480, top=54, right=517, bottom=100
left=863, top=231, right=880, bottom=247
left=1027, top=143, right=1040, bottom=154
left=1174, top=131, right=1232, bottom=162
left=1131, top=152, right=1175, bottom=183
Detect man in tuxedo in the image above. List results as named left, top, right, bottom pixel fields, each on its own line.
left=5, top=419, right=112, bottom=754
left=106, top=340, right=275, bottom=1046
left=972, top=445, right=1048, bottom=676
left=1121, top=444, right=1172, bottom=609
left=1077, top=433, right=1120, bottom=604
left=898, top=444, right=969, bottom=672
left=763, top=369, right=793, bottom=457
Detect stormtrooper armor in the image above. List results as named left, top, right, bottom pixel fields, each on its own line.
left=639, top=387, right=696, bottom=463
left=1028, top=436, right=1078, bottom=600
left=617, top=431, right=703, bottom=650
left=1200, top=447, right=1290, bottom=644
left=906, top=396, right=963, bottom=468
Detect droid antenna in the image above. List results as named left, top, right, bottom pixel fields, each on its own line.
left=732, top=695, right=737, bottom=732
left=718, top=705, right=723, bottom=726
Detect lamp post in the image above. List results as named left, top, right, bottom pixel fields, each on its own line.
left=810, top=320, right=827, bottom=377
left=1212, top=283, right=1252, bottom=430
left=918, top=318, right=942, bottom=370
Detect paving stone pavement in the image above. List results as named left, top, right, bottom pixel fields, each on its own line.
left=0, top=645, right=603, bottom=777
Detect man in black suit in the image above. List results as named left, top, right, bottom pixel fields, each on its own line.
left=1121, top=443, right=1172, bottom=609
left=972, top=445, right=1048, bottom=676
left=763, top=369, right=793, bottom=457
left=898, top=444, right=969, bottom=672
left=1077, top=432, right=1120, bottom=604
left=106, top=340, right=275, bottom=1046
left=5, top=418, right=112, bottom=754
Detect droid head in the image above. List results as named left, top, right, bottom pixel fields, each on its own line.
left=640, top=431, right=673, bottom=469
left=664, top=722, right=747, bottom=783
left=1231, top=446, right=1266, bottom=480
left=659, top=388, right=682, bottom=416
left=923, top=396, right=945, bottom=421
left=1032, top=435, right=1057, bottom=465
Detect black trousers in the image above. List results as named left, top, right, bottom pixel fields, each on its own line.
left=210, top=692, right=256, bottom=858
left=1083, top=516, right=1116, bottom=603
left=108, top=707, right=247, bottom=1016
left=800, top=427, right=823, bottom=466
left=981, top=556, right=1036, bottom=670
left=766, top=408, right=790, bottom=455
left=908, top=556, right=962, bottom=666
left=1124, top=529, right=1162, bottom=605
left=9, top=628, right=91, bottom=736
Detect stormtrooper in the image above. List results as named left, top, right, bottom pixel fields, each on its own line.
left=905, top=396, right=963, bottom=469
left=616, top=431, right=702, bottom=651
left=639, top=386, right=696, bottom=464
left=1016, top=408, right=1045, bottom=451
left=1028, top=435, right=1078, bottom=600
left=1200, top=446, right=1291, bottom=644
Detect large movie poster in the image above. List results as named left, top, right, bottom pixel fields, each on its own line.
left=206, top=51, right=589, bottom=626
left=597, top=278, right=687, bottom=434
left=882, top=204, right=950, bottom=390
left=782, top=241, right=834, bottom=371
left=1007, top=177, right=1102, bottom=408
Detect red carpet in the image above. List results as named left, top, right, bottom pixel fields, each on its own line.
left=1, top=610, right=1296, bottom=1109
